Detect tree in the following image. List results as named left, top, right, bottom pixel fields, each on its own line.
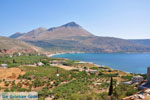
left=13, top=59, right=16, bottom=63
left=41, top=60, right=49, bottom=65
left=29, top=84, right=33, bottom=90
left=4, top=88, right=9, bottom=92
left=17, top=82, right=22, bottom=88
left=11, top=80, right=16, bottom=87
left=108, top=77, right=113, bottom=96
left=4, top=81, right=9, bottom=86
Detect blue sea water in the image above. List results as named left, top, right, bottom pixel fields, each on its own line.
left=52, top=53, right=150, bottom=74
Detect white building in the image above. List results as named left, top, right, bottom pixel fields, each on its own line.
left=86, top=69, right=98, bottom=74
left=0, top=64, right=8, bottom=68
left=138, top=67, right=150, bottom=90
left=37, top=62, right=44, bottom=66
left=131, top=76, right=143, bottom=84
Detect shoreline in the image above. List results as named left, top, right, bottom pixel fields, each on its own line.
left=49, top=52, right=124, bottom=73
left=48, top=52, right=150, bottom=57
left=49, top=52, right=108, bottom=68
left=48, top=52, right=84, bottom=57
left=48, top=52, right=147, bottom=74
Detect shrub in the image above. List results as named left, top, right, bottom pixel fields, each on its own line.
left=4, top=88, right=9, bottom=92
left=113, top=84, right=137, bottom=99
left=121, top=75, right=133, bottom=81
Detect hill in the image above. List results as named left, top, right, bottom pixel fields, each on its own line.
left=0, top=36, right=40, bottom=54
left=10, top=22, right=150, bottom=53
left=25, top=36, right=150, bottom=53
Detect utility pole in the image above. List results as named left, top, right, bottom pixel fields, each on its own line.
left=56, top=67, right=59, bottom=76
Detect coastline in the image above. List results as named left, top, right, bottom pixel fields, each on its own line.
left=48, top=52, right=149, bottom=74
left=49, top=52, right=115, bottom=70
left=50, top=52, right=133, bottom=74
left=48, top=52, right=85, bottom=57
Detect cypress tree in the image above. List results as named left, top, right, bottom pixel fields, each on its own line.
left=13, top=59, right=16, bottom=63
left=108, top=77, right=113, bottom=96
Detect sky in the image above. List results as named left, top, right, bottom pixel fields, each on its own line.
left=0, top=0, right=150, bottom=39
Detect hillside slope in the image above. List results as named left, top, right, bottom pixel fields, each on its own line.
left=0, top=37, right=40, bottom=54
left=25, top=36, right=150, bottom=53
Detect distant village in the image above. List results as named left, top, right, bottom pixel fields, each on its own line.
left=122, top=67, right=150, bottom=100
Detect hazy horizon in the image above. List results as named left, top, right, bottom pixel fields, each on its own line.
left=0, top=0, right=150, bottom=39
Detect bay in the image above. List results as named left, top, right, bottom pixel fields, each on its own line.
left=52, top=53, right=150, bottom=74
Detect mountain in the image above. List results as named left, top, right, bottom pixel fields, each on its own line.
left=130, top=39, right=150, bottom=47
left=9, top=32, right=24, bottom=38
left=0, top=36, right=40, bottom=54
left=10, top=22, right=150, bottom=53
left=15, top=22, right=93, bottom=41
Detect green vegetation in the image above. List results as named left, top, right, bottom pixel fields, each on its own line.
left=112, top=84, right=138, bottom=100
left=41, top=60, right=49, bottom=65
left=53, top=78, right=89, bottom=99
left=121, top=75, right=133, bottom=81
left=0, top=55, right=139, bottom=100
left=63, top=60, right=77, bottom=66
left=20, top=66, right=71, bottom=81
left=0, top=55, right=47, bottom=68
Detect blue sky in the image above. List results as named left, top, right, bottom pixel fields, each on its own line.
left=0, top=0, right=150, bottom=39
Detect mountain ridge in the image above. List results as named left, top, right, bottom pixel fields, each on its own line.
left=9, top=22, right=150, bottom=53
left=129, top=39, right=150, bottom=47
left=14, top=22, right=93, bottom=41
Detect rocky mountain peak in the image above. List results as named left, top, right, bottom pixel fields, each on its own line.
left=61, top=22, right=81, bottom=28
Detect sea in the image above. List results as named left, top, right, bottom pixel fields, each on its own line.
left=51, top=53, right=150, bottom=74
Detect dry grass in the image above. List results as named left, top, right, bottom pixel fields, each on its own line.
left=0, top=68, right=25, bottom=80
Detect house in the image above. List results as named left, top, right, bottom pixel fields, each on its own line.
left=9, top=55, right=13, bottom=57
left=18, top=52, right=21, bottom=56
left=50, top=60, right=66, bottom=65
left=138, top=67, right=150, bottom=90
left=131, top=76, right=143, bottom=84
left=86, top=69, right=98, bottom=74
left=0, top=64, right=8, bottom=68
left=37, top=62, right=44, bottom=66
left=89, top=70, right=98, bottom=74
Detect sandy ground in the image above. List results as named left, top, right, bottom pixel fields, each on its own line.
left=0, top=68, right=25, bottom=80
left=0, top=68, right=26, bottom=89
